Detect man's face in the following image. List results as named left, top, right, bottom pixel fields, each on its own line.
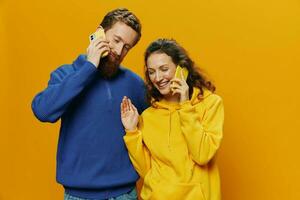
left=98, top=21, right=138, bottom=78
left=105, top=21, right=138, bottom=65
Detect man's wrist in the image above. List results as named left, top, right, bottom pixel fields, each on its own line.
left=86, top=59, right=98, bottom=68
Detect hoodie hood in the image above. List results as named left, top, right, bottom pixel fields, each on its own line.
left=153, top=87, right=213, bottom=111
left=149, top=87, right=213, bottom=150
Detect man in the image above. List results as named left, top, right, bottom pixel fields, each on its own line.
left=32, top=8, right=147, bottom=200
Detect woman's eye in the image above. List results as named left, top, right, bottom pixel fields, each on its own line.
left=148, top=71, right=154, bottom=75
left=161, top=68, right=168, bottom=72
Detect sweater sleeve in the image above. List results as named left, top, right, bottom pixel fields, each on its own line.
left=123, top=117, right=151, bottom=178
left=31, top=61, right=97, bottom=123
left=136, top=79, right=149, bottom=114
left=178, top=95, right=224, bottom=166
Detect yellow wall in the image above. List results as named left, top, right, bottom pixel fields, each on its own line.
left=1, top=0, right=300, bottom=199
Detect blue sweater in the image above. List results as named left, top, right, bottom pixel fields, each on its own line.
left=32, top=55, right=148, bottom=199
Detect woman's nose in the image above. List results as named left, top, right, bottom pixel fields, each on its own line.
left=154, top=71, right=162, bottom=82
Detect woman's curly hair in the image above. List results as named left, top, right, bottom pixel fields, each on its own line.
left=144, top=38, right=216, bottom=105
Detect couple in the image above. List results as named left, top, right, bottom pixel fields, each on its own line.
left=32, top=8, right=224, bottom=200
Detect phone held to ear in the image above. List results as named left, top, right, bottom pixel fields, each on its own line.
left=171, top=65, right=189, bottom=93
left=89, top=27, right=109, bottom=58
left=175, top=65, right=189, bottom=81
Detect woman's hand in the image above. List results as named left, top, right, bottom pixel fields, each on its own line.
left=120, top=96, right=139, bottom=131
left=170, top=71, right=189, bottom=102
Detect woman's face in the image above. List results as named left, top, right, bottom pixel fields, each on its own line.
left=147, top=52, right=176, bottom=96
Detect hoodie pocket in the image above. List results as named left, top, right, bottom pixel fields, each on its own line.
left=150, top=180, right=206, bottom=200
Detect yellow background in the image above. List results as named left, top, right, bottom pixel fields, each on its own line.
left=1, top=0, right=300, bottom=199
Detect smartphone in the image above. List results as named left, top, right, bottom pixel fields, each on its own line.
left=174, top=65, right=189, bottom=81
left=89, top=27, right=109, bottom=57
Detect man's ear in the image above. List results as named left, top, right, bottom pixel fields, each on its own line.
left=96, top=26, right=104, bottom=31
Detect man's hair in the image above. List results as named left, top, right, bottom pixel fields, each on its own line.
left=100, top=8, right=142, bottom=45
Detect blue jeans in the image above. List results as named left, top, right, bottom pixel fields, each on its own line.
left=64, top=188, right=137, bottom=200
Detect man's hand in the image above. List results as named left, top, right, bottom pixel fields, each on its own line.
left=87, top=37, right=110, bottom=68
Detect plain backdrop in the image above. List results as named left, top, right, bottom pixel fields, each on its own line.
left=1, top=0, right=300, bottom=199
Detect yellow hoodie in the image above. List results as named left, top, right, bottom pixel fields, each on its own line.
left=124, top=88, right=224, bottom=200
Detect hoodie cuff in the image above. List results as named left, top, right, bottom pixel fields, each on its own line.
left=125, top=127, right=139, bottom=136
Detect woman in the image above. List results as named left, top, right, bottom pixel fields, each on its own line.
left=120, top=39, right=224, bottom=200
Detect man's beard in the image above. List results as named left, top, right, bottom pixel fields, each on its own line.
left=97, top=54, right=120, bottom=78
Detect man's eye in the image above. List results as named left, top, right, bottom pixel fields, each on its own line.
left=161, top=68, right=168, bottom=71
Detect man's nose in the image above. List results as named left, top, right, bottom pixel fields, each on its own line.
left=114, top=43, right=123, bottom=56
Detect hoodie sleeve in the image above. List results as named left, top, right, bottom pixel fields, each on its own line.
left=31, top=60, right=97, bottom=123
left=123, top=117, right=151, bottom=178
left=178, top=94, right=224, bottom=166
